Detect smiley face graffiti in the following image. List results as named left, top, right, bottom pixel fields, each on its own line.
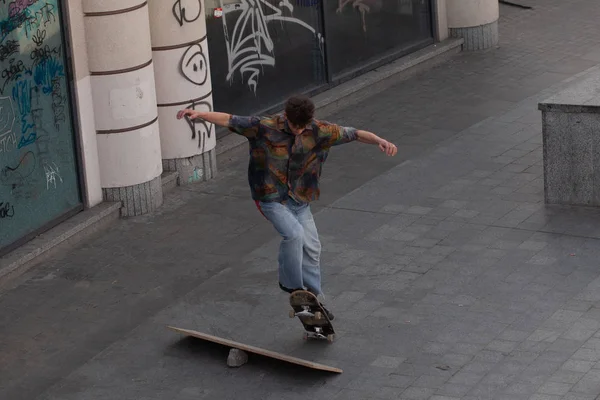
left=180, top=43, right=208, bottom=86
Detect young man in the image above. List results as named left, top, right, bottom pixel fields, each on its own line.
left=177, top=96, right=397, bottom=319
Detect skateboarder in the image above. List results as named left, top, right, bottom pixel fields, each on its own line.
left=177, top=96, right=397, bottom=319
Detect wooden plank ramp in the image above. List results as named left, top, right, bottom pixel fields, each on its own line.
left=167, top=326, right=343, bottom=374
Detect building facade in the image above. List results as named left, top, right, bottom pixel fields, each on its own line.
left=0, top=0, right=499, bottom=256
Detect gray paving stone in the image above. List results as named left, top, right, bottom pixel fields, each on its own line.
left=528, top=329, right=562, bottom=343
left=518, top=241, right=549, bottom=251
left=400, top=386, right=436, bottom=400
left=487, top=340, right=519, bottom=353
left=412, top=374, right=450, bottom=389
left=371, top=355, right=407, bottom=369
left=504, top=382, right=541, bottom=396
left=571, top=369, right=600, bottom=395
left=560, top=394, right=597, bottom=400
left=429, top=396, right=462, bottom=400
left=537, top=381, right=573, bottom=396
left=529, top=395, right=562, bottom=400
left=561, top=327, right=597, bottom=342
left=571, top=348, right=600, bottom=362
left=436, top=383, right=472, bottom=397
left=498, top=329, right=534, bottom=342
left=561, top=360, right=596, bottom=374
left=548, top=369, right=586, bottom=385
left=374, top=386, right=407, bottom=399
left=453, top=343, right=486, bottom=356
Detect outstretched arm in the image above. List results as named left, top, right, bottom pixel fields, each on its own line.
left=356, top=130, right=397, bottom=157
left=177, top=109, right=231, bottom=127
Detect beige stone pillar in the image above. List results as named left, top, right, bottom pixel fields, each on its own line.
left=148, top=0, right=217, bottom=185
left=447, top=0, right=499, bottom=50
left=434, top=0, right=449, bottom=42
left=64, top=0, right=103, bottom=208
left=83, top=0, right=163, bottom=216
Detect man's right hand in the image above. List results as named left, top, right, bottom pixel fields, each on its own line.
left=175, top=110, right=232, bottom=128
left=176, top=109, right=199, bottom=120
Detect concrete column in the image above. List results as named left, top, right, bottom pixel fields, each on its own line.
left=83, top=0, right=163, bottom=216
left=148, top=0, right=217, bottom=185
left=446, top=0, right=499, bottom=50
left=433, top=0, right=449, bottom=42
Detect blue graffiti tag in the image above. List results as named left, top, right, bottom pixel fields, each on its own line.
left=33, top=56, right=63, bottom=94
left=12, top=79, right=37, bottom=148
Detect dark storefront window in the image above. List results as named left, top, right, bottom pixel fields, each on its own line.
left=205, top=0, right=433, bottom=121
left=205, top=0, right=326, bottom=116
left=325, top=0, right=433, bottom=78
left=0, top=1, right=82, bottom=255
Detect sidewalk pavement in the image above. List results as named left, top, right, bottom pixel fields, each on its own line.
left=5, top=1, right=600, bottom=399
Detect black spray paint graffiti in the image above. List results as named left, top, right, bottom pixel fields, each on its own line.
left=0, top=39, right=19, bottom=62
left=0, top=201, right=15, bottom=218
left=1, top=58, right=30, bottom=95
left=30, top=44, right=61, bottom=66
left=180, top=43, right=208, bottom=86
left=1, top=150, right=35, bottom=198
left=183, top=100, right=213, bottom=152
left=172, top=0, right=202, bottom=26
left=50, top=76, right=65, bottom=130
left=31, top=28, right=46, bottom=46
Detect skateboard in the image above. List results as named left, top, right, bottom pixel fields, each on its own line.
left=289, top=290, right=336, bottom=342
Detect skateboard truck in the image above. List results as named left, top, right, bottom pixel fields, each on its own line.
left=303, top=327, right=332, bottom=341
left=289, top=306, right=324, bottom=320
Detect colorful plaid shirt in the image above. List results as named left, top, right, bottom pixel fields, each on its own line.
left=228, top=114, right=358, bottom=203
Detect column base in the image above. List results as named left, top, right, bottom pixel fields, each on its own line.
left=102, top=175, right=163, bottom=217
left=163, top=149, right=217, bottom=186
left=450, top=19, right=498, bottom=51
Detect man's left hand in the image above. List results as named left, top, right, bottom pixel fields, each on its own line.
left=379, top=140, right=398, bottom=157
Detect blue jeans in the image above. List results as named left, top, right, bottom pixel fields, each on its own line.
left=257, top=199, right=322, bottom=295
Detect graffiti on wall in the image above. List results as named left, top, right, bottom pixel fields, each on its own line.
left=180, top=43, right=208, bottom=86
left=172, top=0, right=214, bottom=150
left=219, top=0, right=324, bottom=94
left=172, top=0, right=202, bottom=26
left=183, top=99, right=213, bottom=152
left=0, top=0, right=69, bottom=228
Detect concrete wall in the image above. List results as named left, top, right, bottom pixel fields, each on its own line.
left=64, top=0, right=103, bottom=208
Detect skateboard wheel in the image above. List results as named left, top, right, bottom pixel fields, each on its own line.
left=327, top=334, right=335, bottom=343
left=314, top=311, right=323, bottom=320
left=289, top=309, right=296, bottom=319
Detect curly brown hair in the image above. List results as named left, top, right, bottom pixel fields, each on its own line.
left=284, top=95, right=315, bottom=128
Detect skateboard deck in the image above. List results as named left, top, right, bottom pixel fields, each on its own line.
left=167, top=326, right=342, bottom=373
left=289, top=290, right=336, bottom=342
